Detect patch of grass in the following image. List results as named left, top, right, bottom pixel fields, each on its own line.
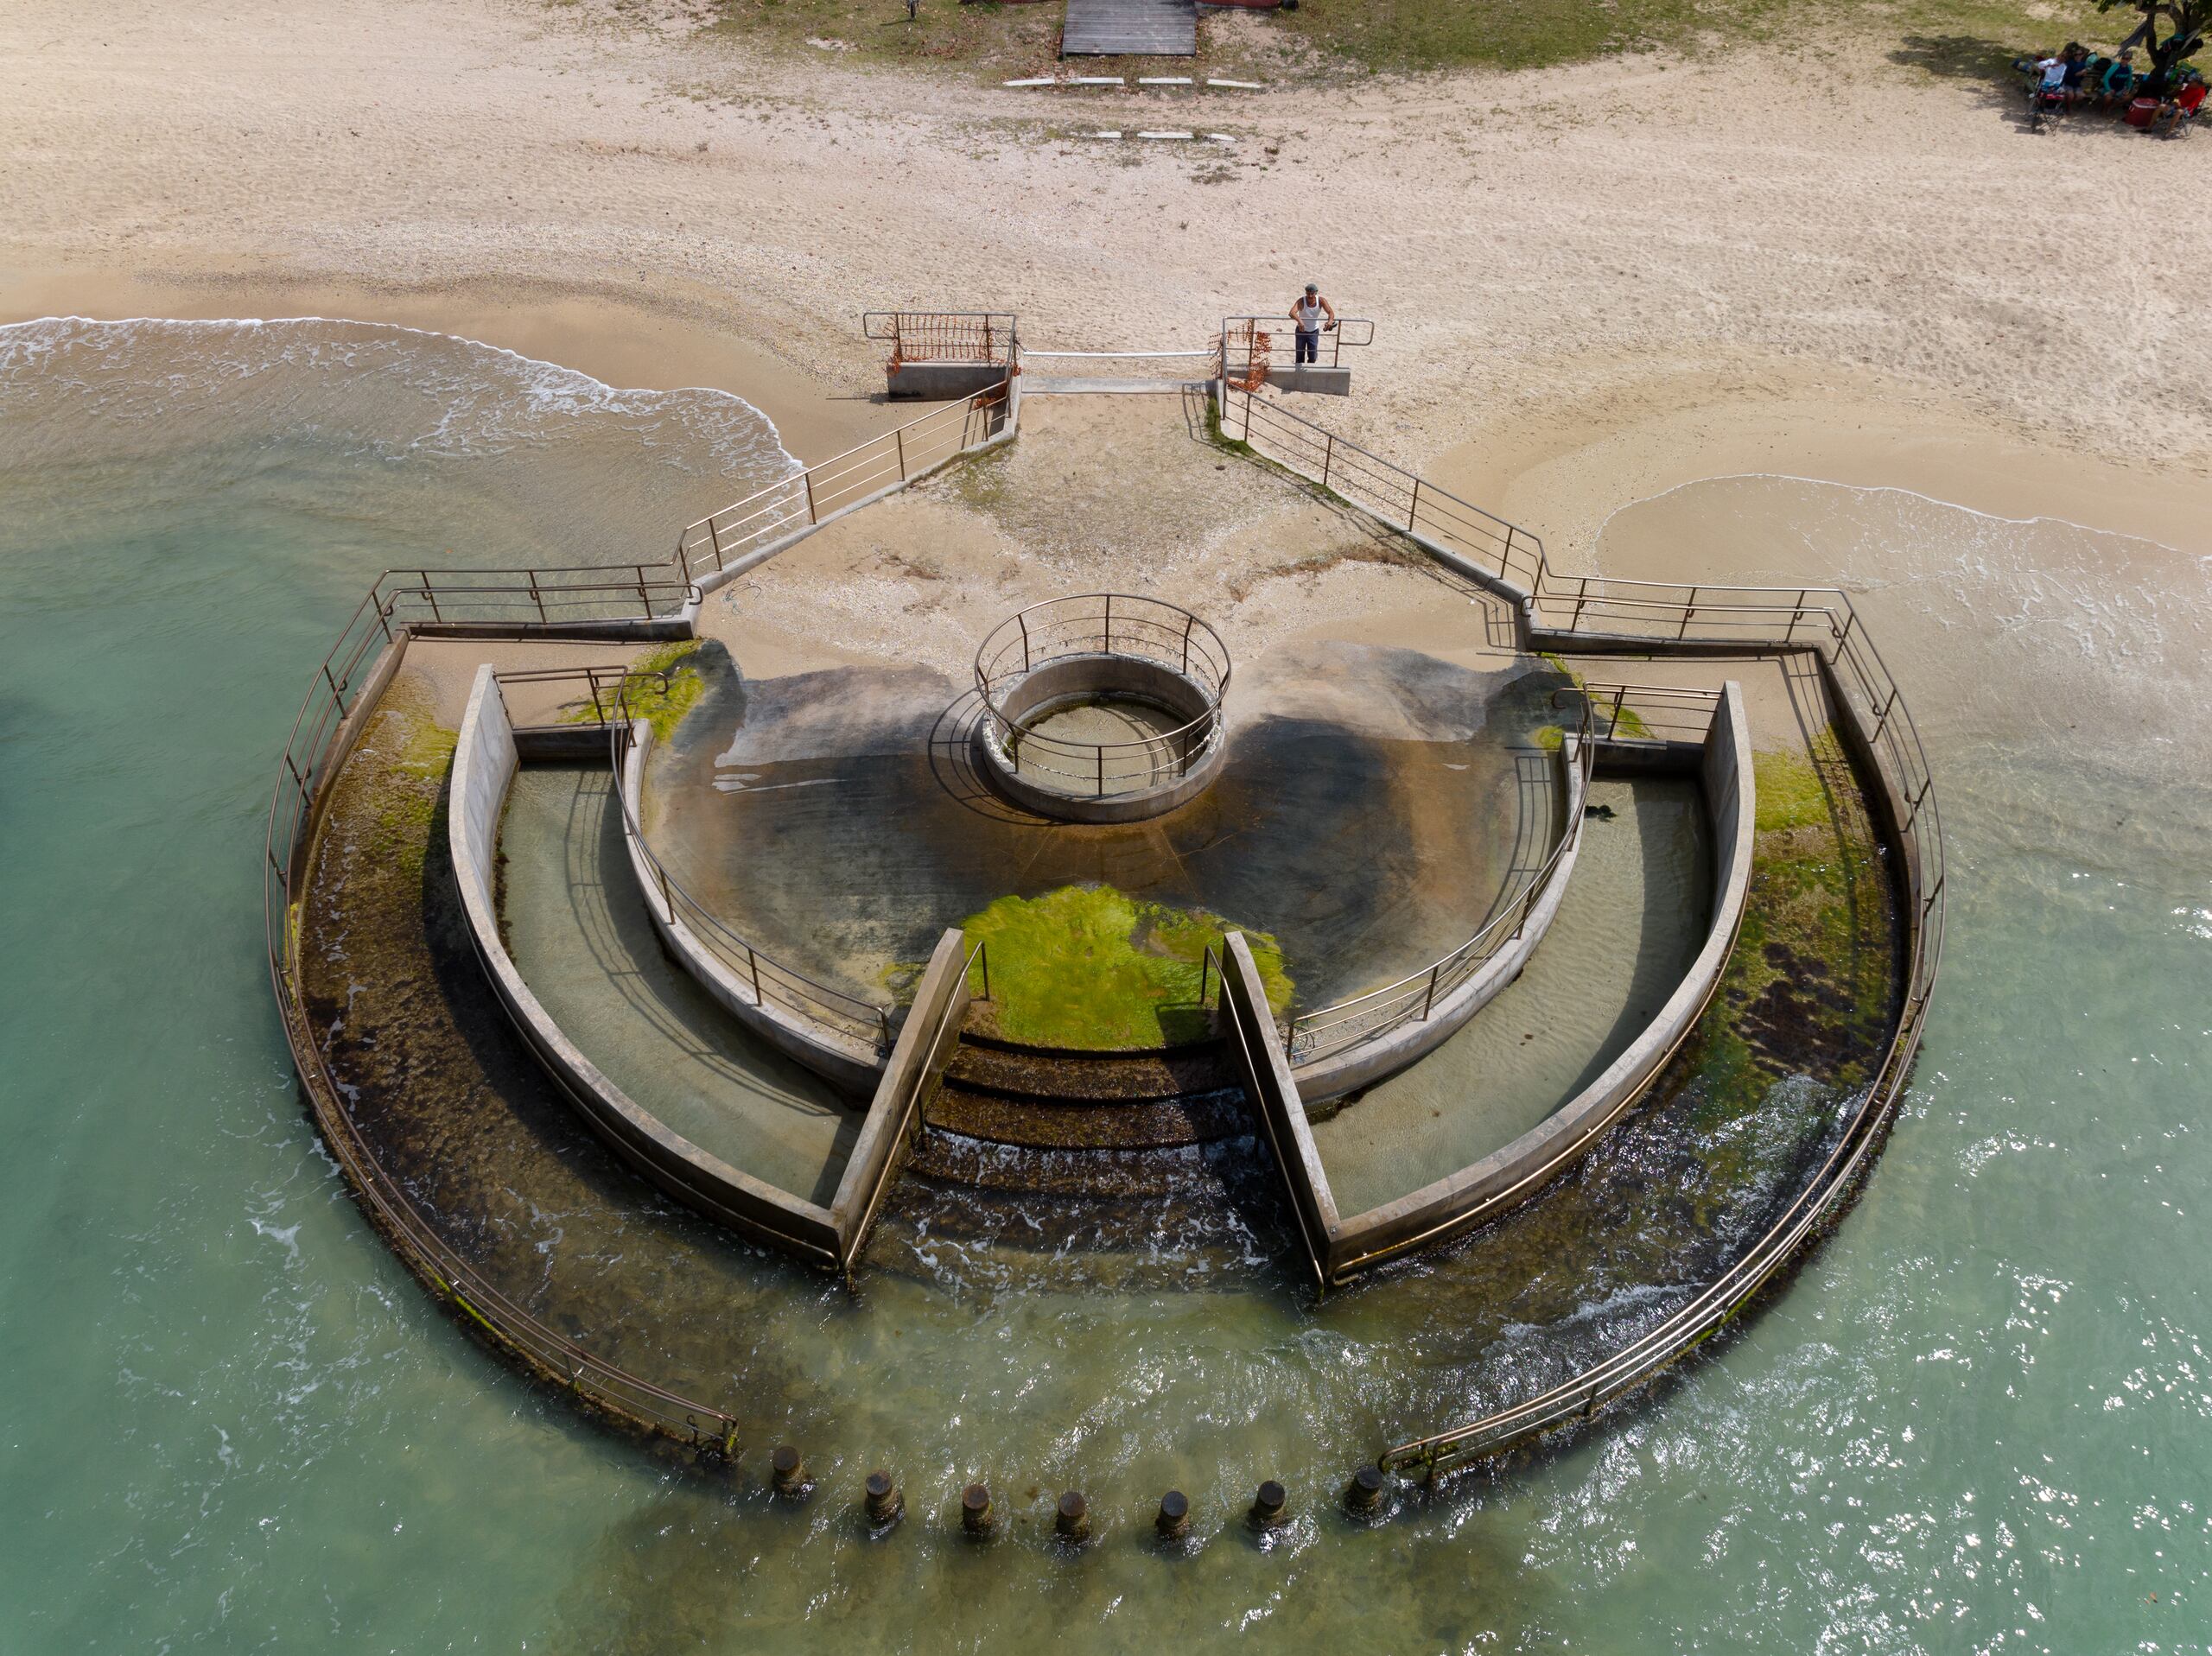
left=1275, top=0, right=2120, bottom=75
left=668, top=0, right=2123, bottom=87
left=959, top=883, right=1293, bottom=1048
left=330, top=683, right=455, bottom=884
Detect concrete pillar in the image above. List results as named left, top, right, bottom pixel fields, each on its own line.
left=961, top=1482, right=995, bottom=1536
left=771, top=1445, right=807, bottom=1499
left=864, top=1469, right=903, bottom=1526
left=1055, top=1490, right=1091, bottom=1544
left=1155, top=1489, right=1191, bottom=1539
left=1344, top=1464, right=1386, bottom=1516
left=1249, top=1479, right=1287, bottom=1531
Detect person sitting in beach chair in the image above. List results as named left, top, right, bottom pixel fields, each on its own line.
left=2062, top=42, right=2094, bottom=101
left=2156, top=70, right=2208, bottom=134
left=2098, top=50, right=2139, bottom=105
left=2027, top=52, right=2072, bottom=124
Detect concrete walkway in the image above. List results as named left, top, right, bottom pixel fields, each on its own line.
left=1311, top=776, right=1716, bottom=1217
left=499, top=764, right=860, bottom=1206
left=1063, top=0, right=1196, bottom=56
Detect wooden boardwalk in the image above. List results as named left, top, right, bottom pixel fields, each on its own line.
left=1062, top=0, right=1197, bottom=57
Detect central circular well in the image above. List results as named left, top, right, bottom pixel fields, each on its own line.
left=974, top=594, right=1230, bottom=822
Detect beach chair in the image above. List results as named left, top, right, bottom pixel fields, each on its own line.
left=2162, top=77, right=2209, bottom=135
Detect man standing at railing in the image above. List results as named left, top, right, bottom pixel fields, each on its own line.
left=1290, top=282, right=1337, bottom=365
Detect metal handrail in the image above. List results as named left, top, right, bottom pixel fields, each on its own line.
left=1284, top=691, right=1598, bottom=1063
left=493, top=663, right=671, bottom=726
left=1217, top=314, right=1376, bottom=373
left=264, top=599, right=743, bottom=1452
left=1379, top=612, right=1943, bottom=1482
left=861, top=311, right=1019, bottom=365
left=972, top=594, right=1232, bottom=796
left=1223, top=388, right=1549, bottom=594
left=606, top=687, right=896, bottom=1055
left=675, top=381, right=1012, bottom=581
left=1205, top=385, right=1943, bottom=1476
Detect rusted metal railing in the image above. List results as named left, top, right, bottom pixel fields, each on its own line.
left=264, top=591, right=744, bottom=1454
left=861, top=310, right=1019, bottom=367
left=1217, top=313, right=1376, bottom=380
left=674, top=381, right=1012, bottom=581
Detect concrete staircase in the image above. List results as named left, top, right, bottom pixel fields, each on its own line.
left=923, top=1032, right=1245, bottom=1150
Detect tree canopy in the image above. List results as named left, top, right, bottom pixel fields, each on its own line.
left=2096, top=0, right=2209, bottom=92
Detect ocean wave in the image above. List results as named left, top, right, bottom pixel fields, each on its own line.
left=0, top=313, right=797, bottom=479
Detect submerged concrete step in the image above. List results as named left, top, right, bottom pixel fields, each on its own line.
left=943, top=1035, right=1235, bottom=1104
left=925, top=1080, right=1249, bottom=1150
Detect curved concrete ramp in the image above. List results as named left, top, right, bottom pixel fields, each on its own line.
left=1064, top=0, right=1196, bottom=56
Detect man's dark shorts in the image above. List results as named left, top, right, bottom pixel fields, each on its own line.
left=1296, top=328, right=1319, bottom=364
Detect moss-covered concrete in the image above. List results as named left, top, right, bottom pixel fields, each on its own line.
left=956, top=884, right=1294, bottom=1050
left=558, top=639, right=705, bottom=744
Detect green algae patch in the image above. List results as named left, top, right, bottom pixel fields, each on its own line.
left=959, top=885, right=1292, bottom=1049
left=1753, top=737, right=1839, bottom=834
left=560, top=640, right=704, bottom=743
left=327, top=680, right=455, bottom=885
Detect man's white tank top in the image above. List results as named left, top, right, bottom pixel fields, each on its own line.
left=1294, top=297, right=1324, bottom=330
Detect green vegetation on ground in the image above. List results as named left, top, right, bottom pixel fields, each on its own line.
left=667, top=0, right=2120, bottom=85
left=957, top=884, right=1293, bottom=1049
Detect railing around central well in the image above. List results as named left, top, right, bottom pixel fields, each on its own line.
left=1283, top=689, right=1595, bottom=1065
left=972, top=593, right=1231, bottom=796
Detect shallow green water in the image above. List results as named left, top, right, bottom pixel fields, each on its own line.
left=2, top=320, right=2207, bottom=1651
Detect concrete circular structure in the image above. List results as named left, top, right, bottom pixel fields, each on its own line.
left=971, top=593, right=1230, bottom=823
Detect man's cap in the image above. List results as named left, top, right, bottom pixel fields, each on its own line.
left=1304, top=282, right=1319, bottom=293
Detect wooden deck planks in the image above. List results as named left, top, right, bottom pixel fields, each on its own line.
left=1062, top=0, right=1198, bottom=57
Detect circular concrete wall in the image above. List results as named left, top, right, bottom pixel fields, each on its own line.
left=976, top=652, right=1227, bottom=822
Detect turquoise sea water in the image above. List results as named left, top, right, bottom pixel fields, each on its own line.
left=2, top=318, right=2208, bottom=1651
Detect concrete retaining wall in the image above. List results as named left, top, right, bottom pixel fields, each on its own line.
left=448, top=666, right=846, bottom=1266
left=1292, top=734, right=1588, bottom=1103
left=1315, top=681, right=1757, bottom=1281
left=829, top=928, right=973, bottom=1271
left=887, top=362, right=1011, bottom=401
left=1218, top=933, right=1339, bottom=1291
left=617, top=719, right=887, bottom=1097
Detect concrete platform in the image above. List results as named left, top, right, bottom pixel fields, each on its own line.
left=887, top=361, right=1010, bottom=400
left=1264, top=366, right=1352, bottom=397
left=1022, top=376, right=1209, bottom=395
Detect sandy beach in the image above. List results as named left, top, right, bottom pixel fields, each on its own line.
left=5, top=0, right=2210, bottom=551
